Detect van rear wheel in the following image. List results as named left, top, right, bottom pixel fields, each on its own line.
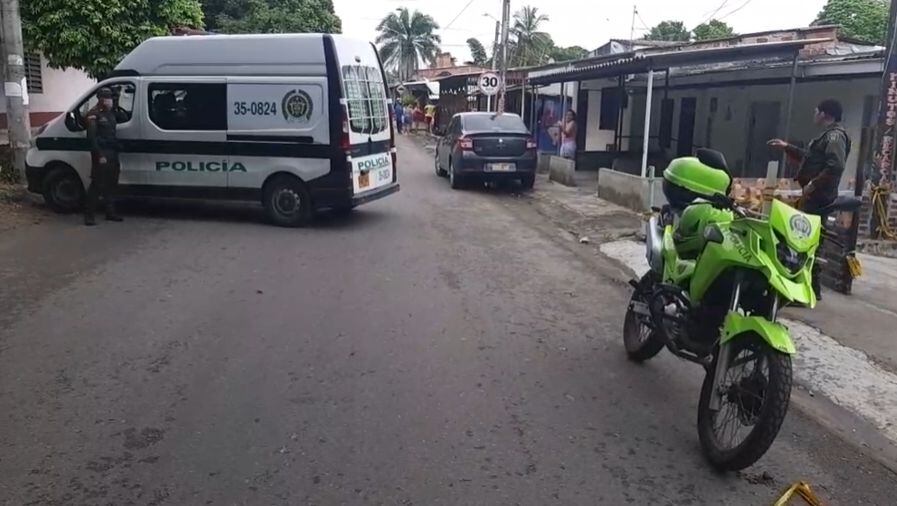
left=43, top=166, right=85, bottom=214
left=263, top=175, right=312, bottom=227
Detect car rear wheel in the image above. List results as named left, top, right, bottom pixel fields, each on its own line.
left=43, top=166, right=85, bottom=214
left=520, top=174, right=535, bottom=190
left=435, top=150, right=447, bottom=177
left=263, top=174, right=312, bottom=227
left=449, top=159, right=465, bottom=190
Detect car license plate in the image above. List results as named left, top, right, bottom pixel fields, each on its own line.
left=359, top=172, right=370, bottom=189
left=488, top=163, right=515, bottom=172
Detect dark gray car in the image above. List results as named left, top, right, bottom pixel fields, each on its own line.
left=434, top=112, right=537, bottom=190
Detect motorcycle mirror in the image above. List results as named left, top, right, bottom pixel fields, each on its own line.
left=703, top=225, right=725, bottom=244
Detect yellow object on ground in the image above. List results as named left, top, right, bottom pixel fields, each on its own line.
left=774, top=482, right=823, bottom=506
left=846, top=253, right=863, bottom=278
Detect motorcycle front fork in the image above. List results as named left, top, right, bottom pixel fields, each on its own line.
left=708, top=279, right=781, bottom=411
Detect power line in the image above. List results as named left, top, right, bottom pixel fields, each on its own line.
left=700, top=0, right=730, bottom=23
left=717, top=0, right=754, bottom=22
left=635, top=9, right=651, bottom=32
left=443, top=0, right=476, bottom=31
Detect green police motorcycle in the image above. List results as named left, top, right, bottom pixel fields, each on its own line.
left=623, top=149, right=822, bottom=471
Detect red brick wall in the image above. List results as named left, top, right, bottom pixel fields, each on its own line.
left=0, top=111, right=62, bottom=129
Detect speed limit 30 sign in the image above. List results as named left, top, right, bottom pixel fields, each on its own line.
left=478, top=72, right=501, bottom=96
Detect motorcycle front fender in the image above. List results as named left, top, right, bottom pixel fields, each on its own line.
left=721, top=312, right=796, bottom=355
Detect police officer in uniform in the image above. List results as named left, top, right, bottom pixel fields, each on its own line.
left=769, top=99, right=852, bottom=298
left=84, top=87, right=126, bottom=226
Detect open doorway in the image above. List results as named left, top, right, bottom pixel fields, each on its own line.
left=745, top=101, right=781, bottom=177
left=677, top=97, right=697, bottom=157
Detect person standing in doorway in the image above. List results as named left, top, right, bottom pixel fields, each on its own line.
left=768, top=98, right=852, bottom=298
left=84, top=87, right=125, bottom=226
left=558, top=109, right=578, bottom=159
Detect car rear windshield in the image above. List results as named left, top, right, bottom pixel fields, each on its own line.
left=342, top=65, right=388, bottom=135
left=463, top=114, right=527, bottom=133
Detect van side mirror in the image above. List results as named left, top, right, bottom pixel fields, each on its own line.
left=703, top=224, right=724, bottom=244
left=64, top=111, right=80, bottom=132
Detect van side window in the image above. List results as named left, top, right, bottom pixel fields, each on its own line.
left=148, top=83, right=227, bottom=131
left=76, top=82, right=136, bottom=127
left=342, top=65, right=387, bottom=135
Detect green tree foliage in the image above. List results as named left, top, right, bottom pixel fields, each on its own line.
left=814, top=0, right=888, bottom=44
left=467, top=38, right=488, bottom=66
left=22, top=0, right=204, bottom=79
left=647, top=20, right=691, bottom=41
left=692, top=19, right=736, bottom=41
left=202, top=0, right=341, bottom=34
left=511, top=6, right=552, bottom=67
left=549, top=45, right=589, bottom=63
left=376, top=8, right=441, bottom=82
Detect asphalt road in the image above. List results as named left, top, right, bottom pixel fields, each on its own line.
left=1, top=136, right=895, bottom=505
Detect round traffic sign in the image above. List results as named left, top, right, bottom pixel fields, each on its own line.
left=478, top=72, right=501, bottom=96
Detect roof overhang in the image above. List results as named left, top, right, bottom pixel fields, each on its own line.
left=528, top=39, right=832, bottom=85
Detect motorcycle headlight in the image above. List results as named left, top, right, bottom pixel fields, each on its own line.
left=775, top=234, right=808, bottom=274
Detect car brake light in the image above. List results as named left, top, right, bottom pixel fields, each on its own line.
left=458, top=137, right=474, bottom=151
left=526, top=138, right=537, bottom=150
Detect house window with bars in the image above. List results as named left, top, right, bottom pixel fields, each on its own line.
left=24, top=54, right=43, bottom=94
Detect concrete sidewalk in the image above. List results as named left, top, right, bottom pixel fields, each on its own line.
left=524, top=173, right=897, bottom=463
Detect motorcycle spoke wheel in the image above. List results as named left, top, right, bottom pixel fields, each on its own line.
left=697, top=334, right=792, bottom=471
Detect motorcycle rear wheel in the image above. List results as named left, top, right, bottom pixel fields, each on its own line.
left=623, top=272, right=665, bottom=362
left=697, top=334, right=792, bottom=471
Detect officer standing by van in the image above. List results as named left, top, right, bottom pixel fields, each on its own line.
left=768, top=98, right=852, bottom=298
left=84, top=87, right=125, bottom=226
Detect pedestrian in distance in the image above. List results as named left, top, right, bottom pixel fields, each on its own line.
left=83, top=87, right=127, bottom=226
left=768, top=98, right=852, bottom=299
left=393, top=99, right=405, bottom=135
left=424, top=102, right=437, bottom=135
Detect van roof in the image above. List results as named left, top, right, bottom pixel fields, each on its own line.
left=114, top=34, right=368, bottom=77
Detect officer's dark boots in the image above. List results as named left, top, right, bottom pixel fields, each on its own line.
left=84, top=213, right=97, bottom=226
left=105, top=202, right=123, bottom=222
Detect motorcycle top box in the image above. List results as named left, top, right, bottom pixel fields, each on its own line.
left=662, top=152, right=732, bottom=211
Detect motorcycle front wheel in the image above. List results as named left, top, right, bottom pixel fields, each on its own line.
left=623, top=271, right=665, bottom=362
left=697, top=334, right=792, bottom=471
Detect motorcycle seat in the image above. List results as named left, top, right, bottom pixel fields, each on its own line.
left=815, top=196, right=862, bottom=216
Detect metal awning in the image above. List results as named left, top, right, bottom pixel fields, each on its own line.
left=528, top=38, right=833, bottom=85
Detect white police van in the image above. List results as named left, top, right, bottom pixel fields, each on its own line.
left=26, top=34, right=399, bottom=226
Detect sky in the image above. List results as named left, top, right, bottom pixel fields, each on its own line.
left=334, top=0, right=830, bottom=63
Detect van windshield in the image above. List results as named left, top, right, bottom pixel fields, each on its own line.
left=342, top=65, right=388, bottom=136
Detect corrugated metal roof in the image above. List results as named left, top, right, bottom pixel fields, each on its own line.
left=529, top=38, right=832, bottom=85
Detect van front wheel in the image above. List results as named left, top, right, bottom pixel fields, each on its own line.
left=263, top=175, right=312, bottom=227
left=43, top=166, right=85, bottom=214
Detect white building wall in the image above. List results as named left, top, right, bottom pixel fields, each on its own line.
left=0, top=55, right=95, bottom=115
left=628, top=76, right=878, bottom=187
left=581, top=78, right=632, bottom=152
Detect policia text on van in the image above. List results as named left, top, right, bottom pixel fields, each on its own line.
left=26, top=34, right=399, bottom=227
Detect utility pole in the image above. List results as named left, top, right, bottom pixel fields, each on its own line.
left=1, top=0, right=31, bottom=177
left=496, top=0, right=510, bottom=115
left=630, top=6, right=637, bottom=47
left=869, top=0, right=897, bottom=237
left=488, top=20, right=499, bottom=113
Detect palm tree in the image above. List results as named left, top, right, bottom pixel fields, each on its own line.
left=511, top=6, right=552, bottom=67
left=376, top=8, right=441, bottom=82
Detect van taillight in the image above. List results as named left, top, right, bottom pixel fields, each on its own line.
left=340, top=107, right=351, bottom=151
left=458, top=137, right=474, bottom=151
left=526, top=138, right=537, bottom=150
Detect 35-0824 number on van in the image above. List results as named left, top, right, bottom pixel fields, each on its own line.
left=233, top=101, right=277, bottom=116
